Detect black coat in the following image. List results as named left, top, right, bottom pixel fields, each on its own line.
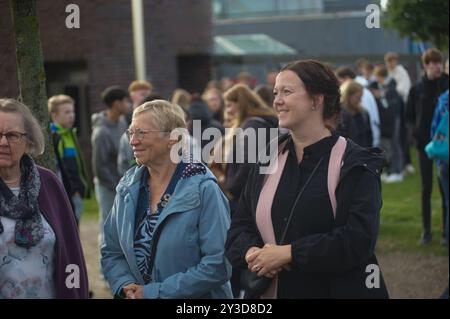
left=406, top=74, right=449, bottom=148
left=339, top=108, right=373, bottom=148
left=225, top=115, right=278, bottom=215
left=225, top=134, right=389, bottom=298
left=188, top=99, right=225, bottom=151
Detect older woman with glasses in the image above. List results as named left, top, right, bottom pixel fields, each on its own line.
left=0, top=99, right=88, bottom=298
left=101, top=100, right=233, bottom=299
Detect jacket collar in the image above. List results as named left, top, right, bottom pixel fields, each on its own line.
left=284, top=133, right=339, bottom=161
left=50, top=122, right=76, bottom=135
left=117, top=163, right=217, bottom=219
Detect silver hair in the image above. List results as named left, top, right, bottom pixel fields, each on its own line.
left=133, top=99, right=186, bottom=132
left=0, top=98, right=45, bottom=156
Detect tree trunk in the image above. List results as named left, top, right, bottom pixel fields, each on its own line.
left=10, top=0, right=55, bottom=171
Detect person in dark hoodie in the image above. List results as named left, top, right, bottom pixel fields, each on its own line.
left=225, top=60, right=389, bottom=299
left=202, top=87, right=224, bottom=124
left=406, top=48, right=449, bottom=245
left=189, top=95, right=224, bottom=153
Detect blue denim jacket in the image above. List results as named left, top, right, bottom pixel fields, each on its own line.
left=101, top=163, right=233, bottom=299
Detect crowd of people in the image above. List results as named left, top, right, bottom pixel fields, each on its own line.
left=0, top=47, right=448, bottom=299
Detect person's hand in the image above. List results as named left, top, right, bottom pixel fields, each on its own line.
left=263, top=267, right=283, bottom=278
left=245, top=246, right=261, bottom=265
left=122, top=283, right=144, bottom=299
left=247, top=243, right=292, bottom=277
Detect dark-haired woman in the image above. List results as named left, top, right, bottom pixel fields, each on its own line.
left=225, top=60, right=389, bottom=299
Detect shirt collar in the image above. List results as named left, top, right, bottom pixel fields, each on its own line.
left=285, top=132, right=339, bottom=159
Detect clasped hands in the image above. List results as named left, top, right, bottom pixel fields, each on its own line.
left=245, top=243, right=292, bottom=278
left=120, top=244, right=293, bottom=297
left=122, top=283, right=143, bottom=299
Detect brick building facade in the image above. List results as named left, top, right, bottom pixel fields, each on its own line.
left=0, top=0, right=212, bottom=146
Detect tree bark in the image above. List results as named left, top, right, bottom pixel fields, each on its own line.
left=10, top=0, right=55, bottom=171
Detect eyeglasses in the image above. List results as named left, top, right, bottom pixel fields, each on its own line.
left=0, top=131, right=27, bottom=143
left=126, top=128, right=169, bottom=141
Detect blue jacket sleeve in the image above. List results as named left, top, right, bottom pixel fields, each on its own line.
left=100, top=193, right=138, bottom=297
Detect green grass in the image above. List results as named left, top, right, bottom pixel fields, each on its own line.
left=83, top=148, right=448, bottom=256
left=378, top=148, right=448, bottom=256
left=83, top=195, right=99, bottom=220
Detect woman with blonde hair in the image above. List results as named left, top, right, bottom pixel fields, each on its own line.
left=211, top=84, right=277, bottom=206
left=339, top=80, right=373, bottom=147
left=210, top=84, right=278, bottom=297
left=171, top=88, right=192, bottom=111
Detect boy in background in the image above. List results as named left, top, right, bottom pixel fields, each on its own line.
left=48, top=94, right=91, bottom=224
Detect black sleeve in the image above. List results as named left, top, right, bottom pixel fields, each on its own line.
left=365, top=111, right=373, bottom=148
left=338, top=110, right=351, bottom=139
left=225, top=164, right=264, bottom=268
left=225, top=119, right=274, bottom=200
left=290, top=169, right=382, bottom=273
left=405, top=86, right=416, bottom=126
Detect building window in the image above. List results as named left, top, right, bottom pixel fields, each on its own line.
left=213, top=0, right=324, bottom=19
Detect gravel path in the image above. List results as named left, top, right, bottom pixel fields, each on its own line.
left=80, top=219, right=448, bottom=299
left=80, top=219, right=112, bottom=298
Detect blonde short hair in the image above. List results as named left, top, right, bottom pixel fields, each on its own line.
left=384, top=52, right=398, bottom=63
left=133, top=99, right=186, bottom=132
left=0, top=98, right=45, bottom=156
left=128, top=80, right=153, bottom=93
left=48, top=94, right=74, bottom=113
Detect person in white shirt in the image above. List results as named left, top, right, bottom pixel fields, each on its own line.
left=384, top=52, right=412, bottom=104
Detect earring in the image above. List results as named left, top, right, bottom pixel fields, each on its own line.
left=311, top=105, right=316, bottom=111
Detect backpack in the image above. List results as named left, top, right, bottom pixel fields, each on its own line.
left=328, top=136, right=347, bottom=215
left=425, top=111, right=449, bottom=164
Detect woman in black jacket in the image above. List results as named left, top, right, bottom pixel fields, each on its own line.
left=225, top=60, right=389, bottom=299
left=210, top=83, right=278, bottom=215
left=339, top=80, right=373, bottom=148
